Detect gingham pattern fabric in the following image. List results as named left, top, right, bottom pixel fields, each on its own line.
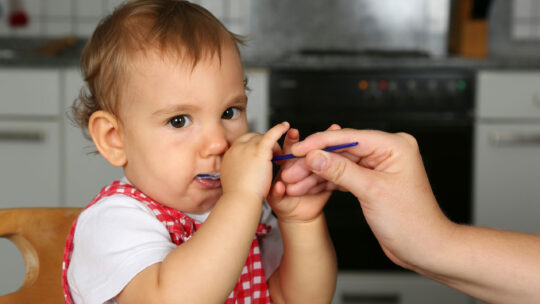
left=62, top=180, right=272, bottom=304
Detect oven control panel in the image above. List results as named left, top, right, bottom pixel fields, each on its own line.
left=270, top=69, right=475, bottom=113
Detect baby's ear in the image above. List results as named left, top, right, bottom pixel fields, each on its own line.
left=88, top=110, right=127, bottom=167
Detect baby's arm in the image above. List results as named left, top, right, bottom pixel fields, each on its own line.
left=116, top=122, right=290, bottom=304
left=266, top=127, right=338, bottom=304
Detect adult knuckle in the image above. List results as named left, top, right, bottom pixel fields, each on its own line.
left=396, top=132, right=419, bottom=151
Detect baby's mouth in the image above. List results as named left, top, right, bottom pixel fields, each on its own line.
left=195, top=173, right=221, bottom=189
left=196, top=173, right=221, bottom=180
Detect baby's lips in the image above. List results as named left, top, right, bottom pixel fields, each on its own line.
left=196, top=173, right=221, bottom=180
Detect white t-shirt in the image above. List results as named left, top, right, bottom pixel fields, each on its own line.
left=67, top=179, right=283, bottom=304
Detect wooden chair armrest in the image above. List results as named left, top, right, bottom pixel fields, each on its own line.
left=0, top=209, right=40, bottom=290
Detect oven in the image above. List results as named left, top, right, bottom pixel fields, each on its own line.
left=270, top=68, right=475, bottom=272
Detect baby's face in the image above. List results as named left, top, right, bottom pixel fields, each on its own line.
left=118, top=44, right=248, bottom=213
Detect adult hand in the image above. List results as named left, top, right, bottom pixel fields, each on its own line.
left=289, top=128, right=455, bottom=270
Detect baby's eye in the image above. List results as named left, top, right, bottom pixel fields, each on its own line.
left=222, top=107, right=240, bottom=120
left=168, top=115, right=192, bottom=128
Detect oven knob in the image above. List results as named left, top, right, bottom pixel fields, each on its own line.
left=456, top=80, right=467, bottom=91
left=358, top=80, right=369, bottom=90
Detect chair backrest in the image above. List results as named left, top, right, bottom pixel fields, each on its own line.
left=0, top=208, right=81, bottom=304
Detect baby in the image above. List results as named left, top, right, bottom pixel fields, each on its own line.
left=62, top=0, right=336, bottom=303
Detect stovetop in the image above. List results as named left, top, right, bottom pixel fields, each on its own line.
left=295, top=48, right=432, bottom=59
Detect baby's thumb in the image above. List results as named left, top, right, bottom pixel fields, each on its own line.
left=305, top=150, right=371, bottom=200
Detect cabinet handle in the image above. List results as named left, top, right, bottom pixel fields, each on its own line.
left=0, top=130, right=44, bottom=142
left=489, top=132, right=540, bottom=146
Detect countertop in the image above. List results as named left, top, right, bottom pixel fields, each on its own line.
left=0, top=37, right=86, bottom=68
left=243, top=53, right=540, bottom=71
left=2, top=37, right=540, bottom=70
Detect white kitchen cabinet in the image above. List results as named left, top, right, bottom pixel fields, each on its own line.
left=333, top=272, right=471, bottom=304
left=474, top=71, right=540, bottom=233
left=0, top=68, right=61, bottom=116
left=475, top=123, right=540, bottom=232
left=0, top=120, right=61, bottom=206
left=62, top=68, right=123, bottom=207
left=245, top=68, right=269, bottom=133
left=0, top=68, right=62, bottom=207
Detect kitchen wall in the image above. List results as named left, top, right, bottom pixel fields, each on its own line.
left=0, top=0, right=251, bottom=37
left=1, top=0, right=539, bottom=60
left=245, top=0, right=451, bottom=59
left=490, top=0, right=540, bottom=58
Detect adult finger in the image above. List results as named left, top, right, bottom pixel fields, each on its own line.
left=279, top=124, right=341, bottom=177
left=305, top=149, right=379, bottom=201
left=291, top=128, right=401, bottom=159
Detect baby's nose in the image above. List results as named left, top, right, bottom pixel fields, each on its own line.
left=200, top=125, right=229, bottom=157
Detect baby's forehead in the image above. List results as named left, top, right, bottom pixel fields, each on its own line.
left=127, top=42, right=237, bottom=74
left=115, top=44, right=245, bottom=111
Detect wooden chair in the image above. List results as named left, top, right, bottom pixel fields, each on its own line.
left=0, top=208, right=81, bottom=304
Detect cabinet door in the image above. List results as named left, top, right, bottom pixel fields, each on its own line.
left=0, top=68, right=61, bottom=116
left=62, top=69, right=123, bottom=206
left=333, top=273, right=471, bottom=304
left=474, top=123, right=540, bottom=233
left=0, top=121, right=60, bottom=207
left=477, top=71, right=540, bottom=119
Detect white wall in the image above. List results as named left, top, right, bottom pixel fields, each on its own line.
left=0, top=0, right=251, bottom=37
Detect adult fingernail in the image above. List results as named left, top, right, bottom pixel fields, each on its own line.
left=308, top=151, right=328, bottom=172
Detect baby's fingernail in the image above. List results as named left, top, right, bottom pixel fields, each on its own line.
left=308, top=151, right=328, bottom=172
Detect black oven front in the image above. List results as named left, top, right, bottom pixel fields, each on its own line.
left=269, top=68, right=474, bottom=271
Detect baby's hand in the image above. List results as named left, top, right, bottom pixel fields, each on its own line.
left=277, top=124, right=343, bottom=196
left=267, top=125, right=341, bottom=222
left=220, top=122, right=289, bottom=201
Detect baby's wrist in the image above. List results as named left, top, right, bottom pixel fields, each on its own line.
left=221, top=190, right=264, bottom=207
left=277, top=212, right=326, bottom=227
left=277, top=214, right=330, bottom=245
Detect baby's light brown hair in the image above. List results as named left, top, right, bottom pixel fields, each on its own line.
left=71, top=0, right=244, bottom=138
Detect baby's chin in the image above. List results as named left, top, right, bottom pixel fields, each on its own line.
left=186, top=191, right=223, bottom=213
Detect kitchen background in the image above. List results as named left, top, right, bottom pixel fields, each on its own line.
left=0, top=0, right=251, bottom=37
left=1, top=1, right=540, bottom=303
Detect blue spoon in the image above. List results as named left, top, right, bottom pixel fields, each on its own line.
left=272, top=142, right=358, bottom=162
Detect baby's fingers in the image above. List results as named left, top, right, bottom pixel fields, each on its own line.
left=260, top=122, right=290, bottom=154
left=285, top=173, right=325, bottom=196
left=282, top=128, right=300, bottom=154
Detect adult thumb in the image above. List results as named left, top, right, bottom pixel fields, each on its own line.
left=305, top=150, right=371, bottom=199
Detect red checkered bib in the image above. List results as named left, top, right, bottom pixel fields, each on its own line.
left=62, top=180, right=272, bottom=304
